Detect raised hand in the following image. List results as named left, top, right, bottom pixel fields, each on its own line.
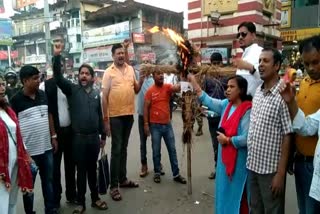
left=53, top=41, right=64, bottom=56
left=123, top=39, right=130, bottom=49
left=279, top=80, right=296, bottom=104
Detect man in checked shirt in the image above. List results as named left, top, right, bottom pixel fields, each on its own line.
left=246, top=48, right=293, bottom=214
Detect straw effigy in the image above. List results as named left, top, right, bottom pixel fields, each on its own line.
left=140, top=64, right=236, bottom=78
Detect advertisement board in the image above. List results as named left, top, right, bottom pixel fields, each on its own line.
left=203, top=0, right=238, bottom=16
left=16, top=0, right=38, bottom=9
left=84, top=43, right=135, bottom=63
left=83, top=21, right=130, bottom=49
left=0, top=0, right=5, bottom=13
left=132, top=33, right=145, bottom=44
left=201, top=48, right=228, bottom=64
left=0, top=19, right=13, bottom=45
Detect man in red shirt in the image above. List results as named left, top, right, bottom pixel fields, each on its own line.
left=144, top=68, right=186, bottom=184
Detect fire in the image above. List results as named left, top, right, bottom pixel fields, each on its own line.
left=148, top=26, right=160, bottom=34
left=148, top=26, right=193, bottom=74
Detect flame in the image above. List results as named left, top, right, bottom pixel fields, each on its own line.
left=148, top=26, right=192, bottom=74
left=148, top=26, right=160, bottom=34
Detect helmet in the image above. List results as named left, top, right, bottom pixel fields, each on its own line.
left=4, top=70, right=17, bottom=80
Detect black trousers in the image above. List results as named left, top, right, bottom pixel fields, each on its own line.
left=110, top=115, right=134, bottom=189
left=73, top=133, right=100, bottom=208
left=53, top=126, right=76, bottom=207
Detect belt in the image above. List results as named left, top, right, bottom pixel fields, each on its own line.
left=295, top=154, right=314, bottom=162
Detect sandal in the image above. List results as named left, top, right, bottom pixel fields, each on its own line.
left=72, top=205, right=85, bottom=214
left=174, top=175, right=187, bottom=184
left=154, top=174, right=161, bottom=183
left=91, top=200, right=108, bottom=210
left=119, top=180, right=139, bottom=188
left=110, top=188, right=122, bottom=201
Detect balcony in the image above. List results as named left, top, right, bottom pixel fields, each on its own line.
left=14, top=24, right=45, bottom=37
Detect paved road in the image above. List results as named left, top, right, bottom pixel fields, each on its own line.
left=16, top=111, right=299, bottom=214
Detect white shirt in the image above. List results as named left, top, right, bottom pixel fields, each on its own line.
left=0, top=110, right=17, bottom=173
left=236, top=43, right=263, bottom=96
left=292, top=109, right=320, bottom=202
left=164, top=73, right=177, bottom=85
left=40, top=82, right=71, bottom=127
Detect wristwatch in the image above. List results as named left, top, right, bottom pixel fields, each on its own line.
left=51, top=134, right=57, bottom=139
left=250, top=66, right=256, bottom=75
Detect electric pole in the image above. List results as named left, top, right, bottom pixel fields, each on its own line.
left=44, top=0, right=52, bottom=63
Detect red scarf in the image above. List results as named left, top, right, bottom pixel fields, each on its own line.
left=0, top=107, right=33, bottom=192
left=220, top=101, right=252, bottom=179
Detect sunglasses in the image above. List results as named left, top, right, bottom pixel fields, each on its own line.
left=237, top=32, right=248, bottom=39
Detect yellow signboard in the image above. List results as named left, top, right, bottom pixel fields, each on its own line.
left=203, top=0, right=238, bottom=16
left=281, top=28, right=320, bottom=42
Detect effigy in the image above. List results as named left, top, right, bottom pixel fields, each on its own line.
left=145, top=26, right=236, bottom=194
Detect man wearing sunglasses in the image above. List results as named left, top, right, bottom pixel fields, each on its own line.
left=234, top=22, right=263, bottom=96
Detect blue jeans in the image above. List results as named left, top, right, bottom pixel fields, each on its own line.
left=23, top=150, right=55, bottom=214
left=138, top=115, right=148, bottom=165
left=295, top=160, right=320, bottom=214
left=150, top=123, right=179, bottom=177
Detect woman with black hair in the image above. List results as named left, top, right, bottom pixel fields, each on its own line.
left=188, top=74, right=252, bottom=214
left=0, top=75, right=33, bottom=214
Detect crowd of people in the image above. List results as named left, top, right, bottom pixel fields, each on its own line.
left=0, top=20, right=320, bottom=214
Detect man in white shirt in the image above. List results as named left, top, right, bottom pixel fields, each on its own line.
left=234, top=22, right=263, bottom=96
left=40, top=62, right=77, bottom=210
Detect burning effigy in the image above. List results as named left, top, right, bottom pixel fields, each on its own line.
left=144, top=26, right=236, bottom=194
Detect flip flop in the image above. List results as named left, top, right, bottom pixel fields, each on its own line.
left=110, top=188, right=122, bottom=201
left=91, top=200, right=108, bottom=210
left=72, top=206, right=85, bottom=214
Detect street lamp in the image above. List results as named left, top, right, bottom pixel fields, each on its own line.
left=209, top=10, right=221, bottom=35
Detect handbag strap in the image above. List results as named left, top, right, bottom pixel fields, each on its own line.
left=2, top=119, right=17, bottom=146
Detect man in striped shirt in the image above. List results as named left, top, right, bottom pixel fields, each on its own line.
left=11, top=66, right=57, bottom=214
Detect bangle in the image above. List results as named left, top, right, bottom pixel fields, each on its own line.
left=51, top=134, right=57, bottom=139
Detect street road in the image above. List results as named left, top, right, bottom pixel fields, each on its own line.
left=16, top=111, right=298, bottom=214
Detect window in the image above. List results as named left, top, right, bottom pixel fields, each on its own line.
left=76, top=34, right=81, bottom=42
left=71, top=11, right=79, bottom=18
left=75, top=58, right=80, bottom=63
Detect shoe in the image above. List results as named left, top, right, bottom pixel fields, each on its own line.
left=154, top=174, right=161, bottom=183
left=140, top=164, right=149, bottom=177
left=160, top=164, right=165, bottom=176
left=208, top=172, right=216, bottom=179
left=66, top=198, right=78, bottom=205
left=174, top=175, right=187, bottom=184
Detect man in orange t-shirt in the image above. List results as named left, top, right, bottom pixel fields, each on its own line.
left=144, top=68, right=186, bottom=184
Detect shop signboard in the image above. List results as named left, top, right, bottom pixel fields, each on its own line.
left=83, top=21, right=130, bottom=49
left=0, top=50, right=18, bottom=60
left=203, top=0, right=238, bottom=16
left=132, top=33, right=145, bottom=44
left=281, top=28, right=320, bottom=42
left=84, top=43, right=135, bottom=63
left=24, top=54, right=46, bottom=64
left=201, top=48, right=228, bottom=64
left=0, top=19, right=13, bottom=46
left=140, top=52, right=156, bottom=63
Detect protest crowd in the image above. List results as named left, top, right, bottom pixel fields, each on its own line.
left=1, top=21, right=320, bottom=214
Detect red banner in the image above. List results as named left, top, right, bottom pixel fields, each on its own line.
left=0, top=51, right=18, bottom=60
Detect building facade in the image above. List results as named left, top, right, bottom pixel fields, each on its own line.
left=280, top=0, right=320, bottom=65
left=83, top=0, right=184, bottom=68
left=188, top=0, right=282, bottom=64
